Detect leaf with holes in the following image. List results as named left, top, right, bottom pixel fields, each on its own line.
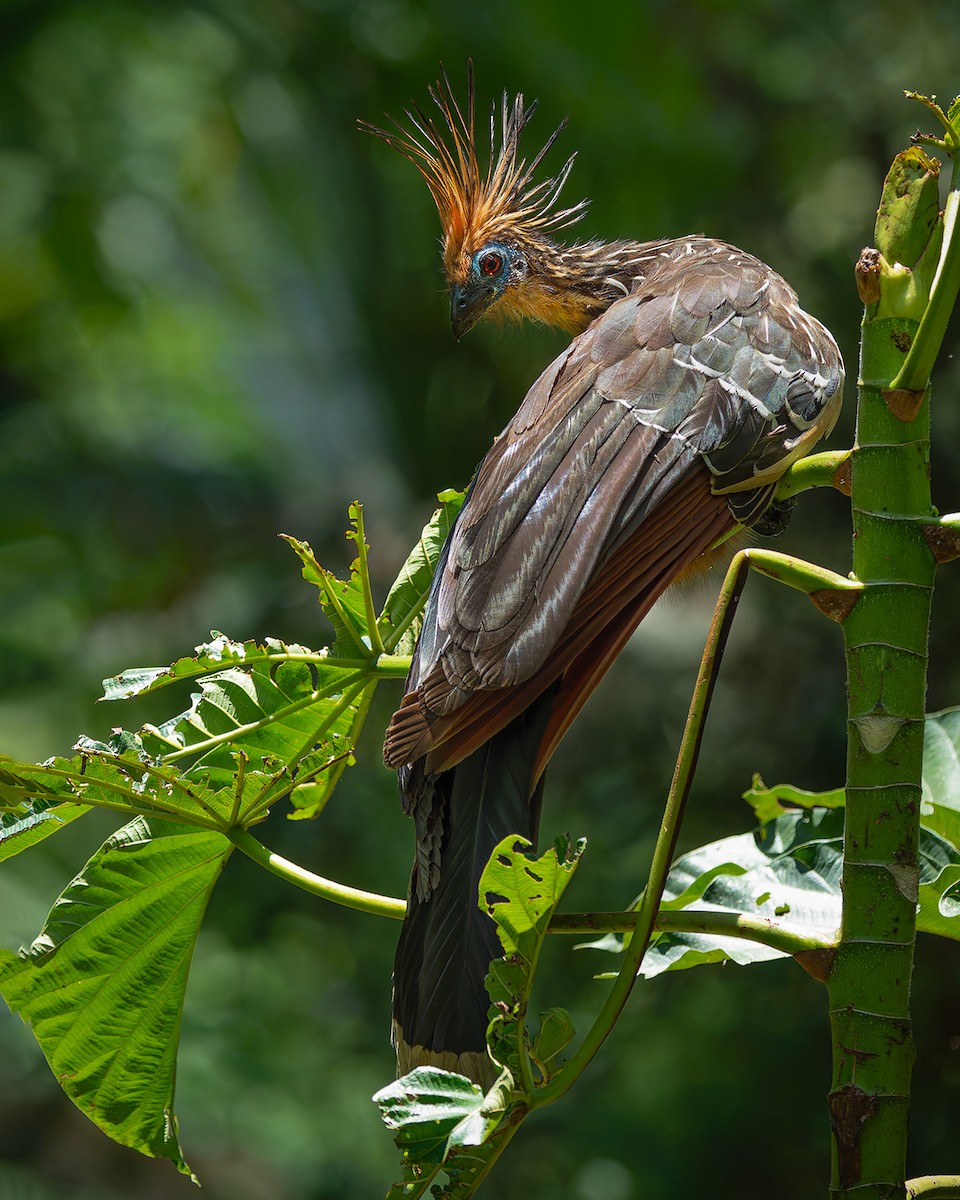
left=481, top=835, right=584, bottom=960
left=0, top=741, right=295, bottom=836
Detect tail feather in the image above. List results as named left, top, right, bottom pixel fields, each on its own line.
left=392, top=690, right=554, bottom=1088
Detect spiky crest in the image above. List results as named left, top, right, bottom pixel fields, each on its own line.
left=360, top=63, right=588, bottom=282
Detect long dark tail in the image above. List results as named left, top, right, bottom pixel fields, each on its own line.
left=392, top=691, right=554, bottom=1088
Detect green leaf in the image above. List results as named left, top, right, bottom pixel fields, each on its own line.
left=743, top=774, right=845, bottom=825
left=379, top=489, right=465, bottom=654
left=532, top=1007, right=576, bottom=1069
left=0, top=816, right=232, bottom=1178
left=283, top=519, right=372, bottom=658
left=137, top=659, right=365, bottom=794
left=921, top=707, right=960, bottom=851
left=0, top=740, right=310, bottom=834
left=0, top=756, right=94, bottom=860
left=584, top=812, right=842, bottom=975
left=874, top=145, right=942, bottom=270
left=479, top=836, right=583, bottom=1083
left=643, top=811, right=843, bottom=974
left=584, top=809, right=960, bottom=975
left=0, top=800, right=91, bottom=861
left=917, top=864, right=960, bottom=939
left=480, top=835, right=584, bottom=959
left=100, top=632, right=324, bottom=701
left=98, top=629, right=372, bottom=818
left=373, top=1066, right=503, bottom=1167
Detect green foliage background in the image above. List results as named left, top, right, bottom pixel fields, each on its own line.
left=2, top=2, right=960, bottom=1197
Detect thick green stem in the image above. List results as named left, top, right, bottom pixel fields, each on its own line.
left=826, top=191, right=944, bottom=1196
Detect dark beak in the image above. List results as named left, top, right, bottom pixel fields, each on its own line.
left=450, top=283, right=496, bottom=340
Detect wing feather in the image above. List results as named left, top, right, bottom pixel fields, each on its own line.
left=384, top=237, right=844, bottom=771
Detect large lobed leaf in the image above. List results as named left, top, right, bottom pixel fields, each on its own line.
left=1, top=740, right=291, bottom=845
left=1, top=816, right=232, bottom=1178
left=136, top=656, right=363, bottom=793
left=1, top=498, right=461, bottom=1181
left=100, top=632, right=366, bottom=817
left=584, top=804, right=960, bottom=977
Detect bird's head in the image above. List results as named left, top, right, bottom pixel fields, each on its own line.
left=361, top=64, right=590, bottom=337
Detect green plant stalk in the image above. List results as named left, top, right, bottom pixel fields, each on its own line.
left=775, top=448, right=853, bottom=500
left=438, top=1122, right=526, bottom=1200
left=907, top=1179, right=960, bottom=1200
left=827, top=286, right=939, bottom=1197
left=531, top=539, right=852, bottom=1111
left=229, top=826, right=406, bottom=918
left=549, top=909, right=833, bottom=956
left=532, top=548, right=752, bottom=1108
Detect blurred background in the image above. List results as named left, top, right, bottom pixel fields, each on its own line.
left=2, top=1, right=960, bottom=1197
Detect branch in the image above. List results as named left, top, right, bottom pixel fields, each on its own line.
left=907, top=1179, right=960, bottom=1199
left=228, top=828, right=406, bottom=918
left=548, top=909, right=834, bottom=958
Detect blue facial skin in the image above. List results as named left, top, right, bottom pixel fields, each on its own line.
left=450, top=242, right=525, bottom=337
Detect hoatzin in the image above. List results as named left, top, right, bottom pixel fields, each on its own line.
left=364, top=69, right=843, bottom=1088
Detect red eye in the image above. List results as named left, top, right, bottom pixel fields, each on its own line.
left=479, top=251, right=503, bottom=277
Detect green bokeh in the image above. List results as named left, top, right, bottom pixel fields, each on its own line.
left=2, top=2, right=960, bottom=1197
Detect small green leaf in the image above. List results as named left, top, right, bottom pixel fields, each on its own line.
left=918, top=864, right=960, bottom=939
left=0, top=757, right=94, bottom=860
left=1, top=816, right=232, bottom=1178
left=0, top=800, right=91, bottom=861
left=481, top=835, right=584, bottom=958
left=743, top=774, right=845, bottom=825
left=874, top=146, right=942, bottom=271
left=533, top=1007, right=576, bottom=1068
left=283, top=526, right=371, bottom=658
left=373, top=1066, right=503, bottom=1164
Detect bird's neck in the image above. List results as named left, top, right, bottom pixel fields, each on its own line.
left=503, top=238, right=672, bottom=335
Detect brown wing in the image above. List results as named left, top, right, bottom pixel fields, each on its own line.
left=384, top=238, right=843, bottom=771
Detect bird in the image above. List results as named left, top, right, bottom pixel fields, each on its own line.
left=362, top=66, right=843, bottom=1089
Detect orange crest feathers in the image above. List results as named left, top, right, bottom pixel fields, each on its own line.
left=360, top=63, right=588, bottom=281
